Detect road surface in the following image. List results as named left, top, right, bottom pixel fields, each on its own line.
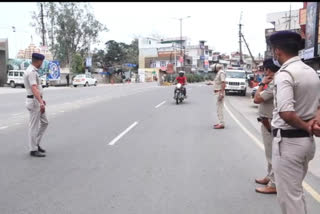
left=0, top=83, right=319, bottom=214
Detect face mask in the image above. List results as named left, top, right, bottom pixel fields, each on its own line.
left=272, top=58, right=281, bottom=67
left=272, top=49, right=281, bottom=67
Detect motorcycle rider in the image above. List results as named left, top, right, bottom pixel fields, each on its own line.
left=174, top=70, right=187, bottom=98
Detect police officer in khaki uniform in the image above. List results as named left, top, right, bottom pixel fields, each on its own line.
left=210, top=63, right=226, bottom=129
left=24, top=53, right=49, bottom=157
left=269, top=31, right=320, bottom=214
left=253, top=58, right=280, bottom=194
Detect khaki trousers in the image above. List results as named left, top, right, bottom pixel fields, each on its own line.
left=272, top=131, right=315, bottom=214
left=261, top=123, right=275, bottom=187
left=25, top=98, right=49, bottom=151
left=215, top=93, right=224, bottom=125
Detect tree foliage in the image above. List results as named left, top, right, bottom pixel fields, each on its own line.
left=92, top=39, right=139, bottom=71
left=31, top=2, right=108, bottom=67
left=71, top=54, right=85, bottom=74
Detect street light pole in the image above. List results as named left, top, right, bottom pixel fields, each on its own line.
left=174, top=16, right=190, bottom=70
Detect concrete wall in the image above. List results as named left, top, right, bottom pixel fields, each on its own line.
left=0, top=51, right=6, bottom=86
left=0, top=39, right=8, bottom=87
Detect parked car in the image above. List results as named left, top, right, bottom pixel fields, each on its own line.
left=7, top=70, right=49, bottom=88
left=72, top=73, right=97, bottom=87
left=7, top=70, right=24, bottom=88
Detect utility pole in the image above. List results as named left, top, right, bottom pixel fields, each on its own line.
left=281, top=4, right=297, bottom=30
left=289, top=4, right=291, bottom=30
left=180, top=18, right=182, bottom=58
left=241, top=33, right=257, bottom=68
left=239, top=12, right=244, bottom=65
left=40, top=3, right=46, bottom=46
left=173, top=16, right=191, bottom=70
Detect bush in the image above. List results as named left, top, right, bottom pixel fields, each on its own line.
left=185, top=73, right=205, bottom=83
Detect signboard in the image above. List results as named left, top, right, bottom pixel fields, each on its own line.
left=86, top=57, right=92, bottom=67
left=47, top=61, right=61, bottom=80
left=7, top=58, right=61, bottom=80
left=200, top=55, right=205, bottom=60
left=125, top=63, right=137, bottom=67
left=304, top=2, right=318, bottom=59
left=299, top=8, right=307, bottom=25
left=179, top=56, right=184, bottom=63
left=166, top=63, right=174, bottom=74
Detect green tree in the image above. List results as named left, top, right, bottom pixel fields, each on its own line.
left=126, top=38, right=139, bottom=70
left=31, top=2, right=108, bottom=67
left=92, top=39, right=139, bottom=70
left=71, top=54, right=85, bottom=74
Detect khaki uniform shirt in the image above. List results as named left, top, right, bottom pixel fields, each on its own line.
left=271, top=56, right=320, bottom=130
left=213, top=70, right=226, bottom=91
left=258, top=81, right=274, bottom=119
left=24, top=64, right=43, bottom=96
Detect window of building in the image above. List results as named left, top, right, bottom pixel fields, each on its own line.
left=150, top=61, right=156, bottom=68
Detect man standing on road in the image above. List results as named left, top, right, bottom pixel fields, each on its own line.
left=269, top=30, right=320, bottom=214
left=24, top=53, right=49, bottom=158
left=253, top=58, right=280, bottom=194
left=66, top=73, right=70, bottom=86
left=210, top=63, right=226, bottom=129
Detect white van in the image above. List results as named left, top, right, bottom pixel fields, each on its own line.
left=225, top=69, right=248, bottom=96
left=7, top=70, right=25, bottom=88
left=7, top=70, right=49, bottom=88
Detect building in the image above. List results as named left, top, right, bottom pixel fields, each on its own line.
left=298, top=2, right=320, bottom=70
left=16, top=43, right=53, bottom=60
left=265, top=8, right=301, bottom=59
left=0, top=39, right=8, bottom=86
left=138, top=36, right=193, bottom=82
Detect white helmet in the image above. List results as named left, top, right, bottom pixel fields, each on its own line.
left=179, top=70, right=185, bottom=74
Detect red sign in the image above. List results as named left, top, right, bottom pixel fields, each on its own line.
left=166, top=64, right=174, bottom=74
left=179, top=56, right=184, bottom=63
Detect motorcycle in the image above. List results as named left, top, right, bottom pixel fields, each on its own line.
left=174, top=83, right=185, bottom=104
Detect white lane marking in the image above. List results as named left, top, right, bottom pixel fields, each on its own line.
left=224, top=103, right=320, bottom=204
left=15, top=123, right=21, bottom=125
left=108, top=121, right=139, bottom=146
left=59, top=110, right=65, bottom=113
left=155, top=101, right=166, bottom=109
left=0, top=126, right=8, bottom=130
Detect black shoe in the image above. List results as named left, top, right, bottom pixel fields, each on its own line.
left=38, top=145, right=46, bottom=153
left=30, top=151, right=46, bottom=157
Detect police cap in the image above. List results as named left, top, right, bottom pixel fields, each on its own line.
left=269, top=30, right=302, bottom=45
left=32, top=53, right=45, bottom=61
left=263, top=58, right=280, bottom=72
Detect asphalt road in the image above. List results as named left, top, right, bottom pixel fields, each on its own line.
left=0, top=83, right=320, bottom=214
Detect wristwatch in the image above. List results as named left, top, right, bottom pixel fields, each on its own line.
left=258, top=82, right=265, bottom=87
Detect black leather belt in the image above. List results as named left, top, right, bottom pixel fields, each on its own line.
left=272, top=128, right=311, bottom=138
left=27, top=95, right=43, bottom=99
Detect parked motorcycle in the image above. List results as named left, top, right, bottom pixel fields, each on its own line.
left=174, top=83, right=185, bottom=104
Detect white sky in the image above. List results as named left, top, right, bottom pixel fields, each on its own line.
left=0, top=2, right=303, bottom=59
